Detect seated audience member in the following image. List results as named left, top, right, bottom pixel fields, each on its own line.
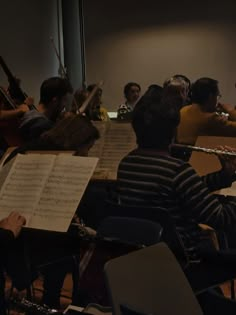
left=19, top=77, right=73, bottom=142
left=3, top=115, right=99, bottom=309
left=163, top=74, right=191, bottom=107
left=177, top=77, right=236, bottom=145
left=117, top=82, right=141, bottom=120
left=117, top=95, right=236, bottom=299
left=0, top=212, right=26, bottom=315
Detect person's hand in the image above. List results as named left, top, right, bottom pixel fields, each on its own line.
left=24, top=96, right=34, bottom=106
left=0, top=212, right=26, bottom=238
left=217, top=145, right=236, bottom=177
left=217, top=102, right=234, bottom=114
left=17, top=103, right=30, bottom=115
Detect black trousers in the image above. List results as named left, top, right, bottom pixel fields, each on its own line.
left=4, top=229, right=80, bottom=308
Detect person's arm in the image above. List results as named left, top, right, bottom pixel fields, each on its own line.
left=174, top=163, right=236, bottom=230
left=217, top=103, right=236, bottom=121
left=201, top=146, right=236, bottom=192
left=208, top=114, right=236, bottom=136
left=0, top=104, right=29, bottom=120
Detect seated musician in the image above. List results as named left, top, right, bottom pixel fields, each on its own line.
left=0, top=212, right=26, bottom=314
left=19, top=77, right=73, bottom=142
left=163, top=74, right=191, bottom=108
left=3, top=115, right=99, bottom=309
left=117, top=94, right=236, bottom=300
left=72, top=88, right=88, bottom=114
left=72, top=85, right=109, bottom=121
left=117, top=82, right=141, bottom=120
left=177, top=77, right=236, bottom=145
left=86, top=84, right=109, bottom=121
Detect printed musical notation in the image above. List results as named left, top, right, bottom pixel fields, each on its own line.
left=89, top=121, right=136, bottom=179
left=0, top=154, right=98, bottom=231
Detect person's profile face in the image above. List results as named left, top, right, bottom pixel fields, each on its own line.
left=127, top=86, right=140, bottom=103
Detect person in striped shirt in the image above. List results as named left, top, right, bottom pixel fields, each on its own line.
left=117, top=95, right=236, bottom=262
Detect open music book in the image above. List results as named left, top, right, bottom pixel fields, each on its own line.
left=0, top=153, right=98, bottom=232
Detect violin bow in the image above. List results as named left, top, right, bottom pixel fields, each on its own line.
left=78, top=81, right=104, bottom=115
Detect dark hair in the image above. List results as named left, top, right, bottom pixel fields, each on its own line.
left=41, top=115, right=99, bottom=150
left=191, top=77, right=218, bottom=104
left=135, top=85, right=163, bottom=109
left=40, top=77, right=73, bottom=106
left=132, top=97, right=180, bottom=149
left=87, top=84, right=102, bottom=94
left=124, top=82, right=141, bottom=99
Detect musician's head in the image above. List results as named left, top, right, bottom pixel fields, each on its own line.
left=124, top=82, right=141, bottom=104
left=191, top=77, right=220, bottom=112
left=40, top=77, right=73, bottom=121
left=73, top=88, right=89, bottom=113
left=86, top=84, right=103, bottom=119
left=87, top=84, right=102, bottom=106
left=163, top=75, right=191, bottom=106
left=135, top=84, right=163, bottom=110
left=41, top=115, right=99, bottom=156
left=132, top=96, right=181, bottom=150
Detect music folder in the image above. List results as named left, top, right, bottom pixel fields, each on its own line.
left=0, top=153, right=98, bottom=232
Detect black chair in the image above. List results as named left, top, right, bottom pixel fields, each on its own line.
left=97, top=216, right=163, bottom=247
left=104, top=202, right=236, bottom=297
left=104, top=201, right=188, bottom=265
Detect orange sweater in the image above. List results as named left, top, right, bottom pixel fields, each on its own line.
left=177, top=104, right=236, bottom=145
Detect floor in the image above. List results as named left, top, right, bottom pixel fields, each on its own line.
left=5, top=272, right=235, bottom=314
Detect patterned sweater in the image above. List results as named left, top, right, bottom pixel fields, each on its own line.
left=117, top=149, right=236, bottom=259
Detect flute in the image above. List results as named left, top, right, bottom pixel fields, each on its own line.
left=172, top=143, right=236, bottom=157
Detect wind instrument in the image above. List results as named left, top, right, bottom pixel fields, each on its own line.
left=172, top=143, right=236, bottom=157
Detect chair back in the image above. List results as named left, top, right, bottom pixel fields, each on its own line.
left=104, top=243, right=203, bottom=315
left=97, top=216, right=163, bottom=247
left=104, top=201, right=187, bottom=262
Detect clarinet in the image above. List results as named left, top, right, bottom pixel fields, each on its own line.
left=11, top=298, right=63, bottom=315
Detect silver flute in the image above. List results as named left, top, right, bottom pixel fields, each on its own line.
left=172, top=144, right=236, bottom=157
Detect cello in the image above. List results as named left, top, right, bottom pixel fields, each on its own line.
left=0, top=56, right=33, bottom=147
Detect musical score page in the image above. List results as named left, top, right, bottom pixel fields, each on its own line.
left=0, top=154, right=98, bottom=231
left=89, top=121, right=137, bottom=179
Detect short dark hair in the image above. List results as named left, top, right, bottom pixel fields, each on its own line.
left=40, top=77, right=73, bottom=106
left=124, top=82, right=141, bottom=98
left=191, top=77, right=218, bottom=104
left=132, top=97, right=180, bottom=149
left=135, top=85, right=163, bottom=110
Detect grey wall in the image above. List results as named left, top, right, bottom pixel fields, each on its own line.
left=84, top=0, right=236, bottom=110
left=0, top=0, right=60, bottom=103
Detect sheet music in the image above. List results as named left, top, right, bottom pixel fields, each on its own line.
left=30, top=155, right=98, bottom=232
left=0, top=154, right=98, bottom=231
left=0, top=154, right=55, bottom=224
left=89, top=121, right=136, bottom=179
